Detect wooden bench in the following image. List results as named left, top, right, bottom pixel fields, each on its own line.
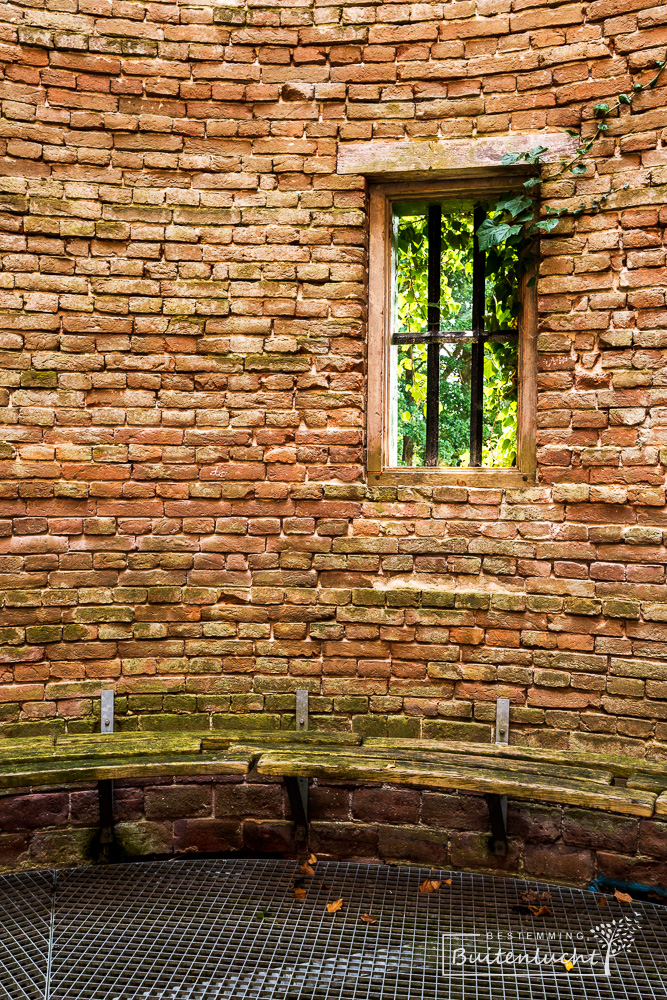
left=0, top=729, right=361, bottom=856
left=0, top=727, right=664, bottom=860
left=253, top=736, right=667, bottom=856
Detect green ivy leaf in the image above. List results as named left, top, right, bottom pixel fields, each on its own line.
left=533, top=218, right=559, bottom=234
left=523, top=176, right=542, bottom=189
left=649, top=74, right=660, bottom=88
left=593, top=102, right=610, bottom=117
left=476, top=218, right=522, bottom=250
left=633, top=82, right=643, bottom=91
left=570, top=163, right=587, bottom=175
left=618, top=93, right=631, bottom=105
left=501, top=152, right=523, bottom=165
left=496, top=193, right=532, bottom=218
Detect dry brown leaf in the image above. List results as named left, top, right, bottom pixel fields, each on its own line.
left=419, top=879, right=442, bottom=894
left=443, top=878, right=452, bottom=886
left=596, top=896, right=608, bottom=907
left=299, top=862, right=315, bottom=876
left=528, top=905, right=551, bottom=917
left=308, top=853, right=318, bottom=864
left=360, top=913, right=377, bottom=924
left=294, top=887, right=307, bottom=900
left=614, top=889, right=633, bottom=903
left=520, top=890, right=551, bottom=905
left=326, top=898, right=343, bottom=913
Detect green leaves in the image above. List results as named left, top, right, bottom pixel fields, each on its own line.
left=476, top=218, right=522, bottom=251
left=570, top=163, right=587, bottom=175
left=500, top=145, right=546, bottom=167
left=496, top=193, right=532, bottom=218
left=532, top=218, right=559, bottom=234
left=618, top=93, right=631, bottom=105
left=593, top=102, right=610, bottom=118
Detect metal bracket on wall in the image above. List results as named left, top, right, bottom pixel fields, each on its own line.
left=286, top=689, right=309, bottom=843
left=98, top=689, right=116, bottom=858
left=487, top=697, right=510, bottom=856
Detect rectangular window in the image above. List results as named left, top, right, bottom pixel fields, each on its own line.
left=368, top=180, right=537, bottom=486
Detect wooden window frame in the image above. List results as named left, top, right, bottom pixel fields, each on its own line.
left=367, top=177, right=538, bottom=488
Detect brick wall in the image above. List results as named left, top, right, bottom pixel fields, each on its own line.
left=1, top=0, right=667, bottom=758
left=2, top=777, right=666, bottom=886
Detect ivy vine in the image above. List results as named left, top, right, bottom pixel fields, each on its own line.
left=476, top=51, right=667, bottom=262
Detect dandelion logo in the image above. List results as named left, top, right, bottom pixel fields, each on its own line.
left=589, top=913, right=641, bottom=977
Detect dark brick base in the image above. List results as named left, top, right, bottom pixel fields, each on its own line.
left=1, top=775, right=665, bottom=891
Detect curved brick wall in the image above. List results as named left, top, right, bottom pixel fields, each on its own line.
left=1, top=776, right=666, bottom=887
left=0, top=0, right=666, bottom=764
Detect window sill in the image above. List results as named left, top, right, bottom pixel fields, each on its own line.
left=368, top=467, right=535, bottom=488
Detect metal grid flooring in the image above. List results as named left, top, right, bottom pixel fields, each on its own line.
left=0, top=858, right=665, bottom=999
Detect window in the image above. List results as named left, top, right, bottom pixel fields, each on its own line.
left=368, top=180, right=537, bottom=486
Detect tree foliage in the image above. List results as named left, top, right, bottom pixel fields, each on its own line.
left=394, top=208, right=519, bottom=468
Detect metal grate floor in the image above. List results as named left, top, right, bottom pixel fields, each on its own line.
left=0, top=858, right=665, bottom=999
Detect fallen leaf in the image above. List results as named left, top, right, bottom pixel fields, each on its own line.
left=563, top=959, right=574, bottom=972
left=419, top=879, right=442, bottom=894
left=327, top=898, right=343, bottom=913
left=596, top=896, right=608, bottom=907
left=443, top=878, right=452, bottom=886
left=614, top=889, right=633, bottom=903
left=360, top=913, right=377, bottom=924
left=520, top=890, right=551, bottom=905
left=528, top=905, right=551, bottom=917
left=294, top=887, right=307, bottom=900
left=308, top=853, right=318, bottom=864
left=300, top=862, right=315, bottom=876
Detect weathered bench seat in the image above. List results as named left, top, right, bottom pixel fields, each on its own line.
left=255, top=747, right=656, bottom=817
left=0, top=728, right=664, bottom=861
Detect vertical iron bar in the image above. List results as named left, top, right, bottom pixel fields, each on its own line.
left=470, top=205, right=486, bottom=466
left=425, top=203, right=441, bottom=467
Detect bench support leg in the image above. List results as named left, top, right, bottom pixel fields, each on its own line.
left=486, top=793, right=508, bottom=857
left=284, top=776, right=308, bottom=845
left=98, top=778, right=116, bottom=859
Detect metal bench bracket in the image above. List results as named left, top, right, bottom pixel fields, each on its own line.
left=98, top=689, right=116, bottom=859
left=488, top=698, right=510, bottom=856
left=286, top=690, right=309, bottom=843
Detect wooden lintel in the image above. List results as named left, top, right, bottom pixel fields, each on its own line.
left=338, top=133, right=578, bottom=177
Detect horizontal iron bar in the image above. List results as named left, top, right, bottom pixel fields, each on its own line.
left=392, top=329, right=518, bottom=345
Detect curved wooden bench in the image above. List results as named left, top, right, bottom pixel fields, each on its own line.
left=0, top=729, right=664, bottom=860
left=0, top=730, right=361, bottom=857
left=252, top=736, right=667, bottom=855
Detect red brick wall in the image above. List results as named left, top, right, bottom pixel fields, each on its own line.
left=2, top=777, right=666, bottom=886
left=1, top=0, right=667, bottom=757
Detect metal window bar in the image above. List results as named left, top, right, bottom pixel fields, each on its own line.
left=425, top=204, right=441, bottom=467
left=470, top=204, right=485, bottom=468
left=391, top=202, right=518, bottom=468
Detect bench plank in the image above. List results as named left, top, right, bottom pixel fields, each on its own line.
left=257, top=750, right=657, bottom=817
left=0, top=750, right=253, bottom=788
left=0, top=736, right=57, bottom=764
left=202, top=731, right=361, bottom=751
left=365, top=738, right=667, bottom=780
left=241, top=744, right=614, bottom=785
left=627, top=773, right=667, bottom=794
left=653, top=791, right=667, bottom=815
left=55, top=733, right=205, bottom=758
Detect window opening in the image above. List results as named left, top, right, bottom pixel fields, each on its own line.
left=391, top=199, right=520, bottom=469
